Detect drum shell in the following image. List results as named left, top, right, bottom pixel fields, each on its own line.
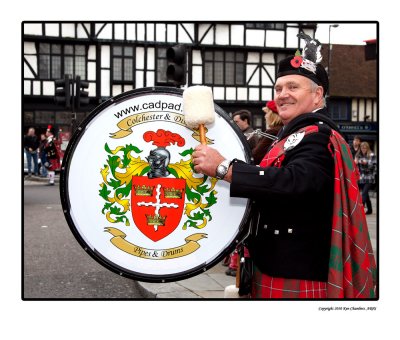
left=60, top=86, right=252, bottom=283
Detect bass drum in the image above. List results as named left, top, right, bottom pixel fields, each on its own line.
left=60, top=87, right=252, bottom=283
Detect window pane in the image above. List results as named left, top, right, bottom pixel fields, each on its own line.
left=35, top=111, right=55, bottom=125
left=52, top=44, right=61, bottom=54
left=214, top=61, right=224, bottom=84
left=158, top=47, right=166, bottom=58
left=75, top=45, right=85, bottom=55
left=204, top=51, right=213, bottom=61
left=39, top=55, right=50, bottom=78
left=75, top=56, right=86, bottom=79
left=64, top=45, right=73, bottom=54
left=39, top=43, right=50, bottom=53
left=51, top=56, right=61, bottom=79
left=24, top=112, right=34, bottom=124
left=157, top=59, right=167, bottom=82
left=225, top=63, right=234, bottom=84
left=236, top=63, right=244, bottom=84
left=124, top=46, right=133, bottom=56
left=226, top=52, right=235, bottom=62
left=64, top=56, right=73, bottom=76
left=113, top=58, right=122, bottom=80
left=215, top=51, right=223, bottom=61
left=124, top=59, right=133, bottom=81
left=236, top=53, right=245, bottom=62
left=113, top=46, right=122, bottom=56
left=55, top=111, right=72, bottom=124
left=204, top=62, right=213, bottom=83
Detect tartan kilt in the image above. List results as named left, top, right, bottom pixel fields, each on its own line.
left=46, top=158, right=60, bottom=171
left=251, top=265, right=327, bottom=299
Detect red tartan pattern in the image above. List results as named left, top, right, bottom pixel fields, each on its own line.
left=252, top=266, right=327, bottom=299
left=48, top=158, right=60, bottom=171
left=250, top=125, right=376, bottom=299
left=259, top=126, right=318, bottom=168
left=327, top=130, right=376, bottom=298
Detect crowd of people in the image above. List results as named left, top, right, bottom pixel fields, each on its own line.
left=24, top=125, right=61, bottom=186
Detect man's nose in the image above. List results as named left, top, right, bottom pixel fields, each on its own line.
left=277, top=87, right=289, bottom=98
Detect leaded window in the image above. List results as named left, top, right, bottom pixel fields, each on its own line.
left=112, top=46, right=135, bottom=83
left=38, top=43, right=87, bottom=80
left=204, top=50, right=245, bottom=86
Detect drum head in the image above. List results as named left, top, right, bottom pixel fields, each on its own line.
left=60, top=87, right=252, bottom=282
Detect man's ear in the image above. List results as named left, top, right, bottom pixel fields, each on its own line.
left=316, top=86, right=324, bottom=102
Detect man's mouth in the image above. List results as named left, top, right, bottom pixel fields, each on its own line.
left=279, top=102, right=294, bottom=109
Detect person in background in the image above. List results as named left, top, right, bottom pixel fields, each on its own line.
left=44, top=126, right=60, bottom=186
left=232, top=110, right=259, bottom=150
left=252, top=100, right=284, bottom=164
left=39, top=133, right=48, bottom=178
left=355, top=141, right=376, bottom=215
left=24, top=127, right=39, bottom=176
left=350, top=135, right=361, bottom=158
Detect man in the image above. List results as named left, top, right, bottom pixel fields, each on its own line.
left=43, top=126, right=60, bottom=186
left=232, top=110, right=258, bottom=150
left=24, top=127, right=39, bottom=176
left=192, top=34, right=376, bottom=298
left=351, top=135, right=362, bottom=158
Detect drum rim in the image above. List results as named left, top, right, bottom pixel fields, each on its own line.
left=60, top=86, right=252, bottom=283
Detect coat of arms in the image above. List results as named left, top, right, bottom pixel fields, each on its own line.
left=99, top=128, right=218, bottom=258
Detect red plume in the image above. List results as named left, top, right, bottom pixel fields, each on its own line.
left=143, top=129, right=185, bottom=147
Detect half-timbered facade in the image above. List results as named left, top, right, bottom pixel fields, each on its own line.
left=23, top=22, right=377, bottom=149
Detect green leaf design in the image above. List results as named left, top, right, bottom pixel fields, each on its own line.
left=183, top=220, right=197, bottom=230
left=110, top=205, right=124, bottom=216
left=102, top=202, right=113, bottom=214
left=109, top=178, right=121, bottom=189
left=107, top=155, right=121, bottom=176
left=115, top=215, right=130, bottom=226
left=202, top=208, right=212, bottom=221
left=122, top=144, right=143, bottom=167
left=196, top=184, right=209, bottom=195
left=191, top=211, right=204, bottom=220
left=99, top=184, right=111, bottom=201
left=179, top=148, right=194, bottom=157
left=116, top=181, right=132, bottom=198
left=206, top=191, right=217, bottom=207
left=185, top=186, right=201, bottom=202
left=104, top=143, right=112, bottom=154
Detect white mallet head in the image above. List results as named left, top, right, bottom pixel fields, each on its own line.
left=183, top=85, right=215, bottom=129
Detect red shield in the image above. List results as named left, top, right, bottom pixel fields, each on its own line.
left=131, top=176, right=186, bottom=242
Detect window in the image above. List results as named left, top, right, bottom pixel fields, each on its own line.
left=156, top=47, right=168, bottom=83
left=204, top=50, right=245, bottom=86
left=38, top=43, right=87, bottom=80
left=112, top=46, right=134, bottom=83
left=245, top=23, right=285, bottom=30
left=328, top=99, right=350, bottom=121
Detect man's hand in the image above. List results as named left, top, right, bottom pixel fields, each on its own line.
left=192, top=145, right=232, bottom=182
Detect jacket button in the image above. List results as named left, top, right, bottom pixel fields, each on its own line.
left=259, top=170, right=265, bottom=175
left=274, top=230, right=279, bottom=235
left=288, top=228, right=293, bottom=234
left=263, top=224, right=268, bottom=229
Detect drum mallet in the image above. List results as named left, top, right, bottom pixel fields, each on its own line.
left=183, top=86, right=215, bottom=145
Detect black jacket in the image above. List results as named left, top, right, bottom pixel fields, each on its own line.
left=230, top=109, right=341, bottom=281
left=24, top=135, right=39, bottom=151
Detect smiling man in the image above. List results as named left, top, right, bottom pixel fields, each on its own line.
left=192, top=33, right=376, bottom=299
